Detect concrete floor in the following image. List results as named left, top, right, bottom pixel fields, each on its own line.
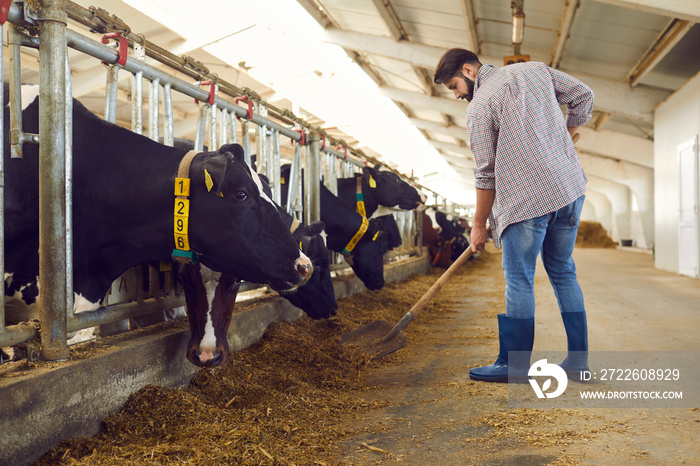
left=541, top=247, right=700, bottom=353
left=341, top=245, right=700, bottom=465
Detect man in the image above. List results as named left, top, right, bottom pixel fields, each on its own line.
left=434, top=48, right=593, bottom=383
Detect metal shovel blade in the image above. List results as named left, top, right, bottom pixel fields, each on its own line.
left=341, top=320, right=409, bottom=360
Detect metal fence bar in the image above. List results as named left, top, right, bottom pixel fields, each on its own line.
left=37, top=0, right=70, bottom=361
left=0, top=21, right=4, bottom=331
left=65, top=54, right=74, bottom=318
left=272, top=129, right=281, bottom=204
left=306, top=131, right=321, bottom=224
left=162, top=82, right=174, bottom=146
left=194, top=104, right=208, bottom=151
left=149, top=78, right=160, bottom=142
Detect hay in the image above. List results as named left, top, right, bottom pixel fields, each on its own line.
left=35, top=260, right=473, bottom=465
left=576, top=221, right=618, bottom=248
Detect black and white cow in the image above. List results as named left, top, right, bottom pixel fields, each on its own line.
left=3, top=85, right=312, bottom=326
left=336, top=164, right=423, bottom=218
left=280, top=165, right=393, bottom=290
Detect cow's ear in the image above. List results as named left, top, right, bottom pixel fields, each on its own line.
left=197, top=153, right=232, bottom=196
left=362, top=166, right=378, bottom=188
left=218, top=143, right=244, bottom=160
left=373, top=162, right=383, bottom=170
left=307, top=221, right=325, bottom=235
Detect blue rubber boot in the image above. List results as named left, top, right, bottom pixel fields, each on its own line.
left=469, top=314, right=535, bottom=383
left=558, top=311, right=589, bottom=381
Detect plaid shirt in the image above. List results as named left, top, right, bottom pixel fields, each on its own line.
left=466, top=62, right=593, bottom=247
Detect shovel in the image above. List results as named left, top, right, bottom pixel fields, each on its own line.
left=341, top=245, right=474, bottom=360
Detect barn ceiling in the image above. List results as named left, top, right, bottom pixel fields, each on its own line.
left=7, top=0, right=700, bottom=207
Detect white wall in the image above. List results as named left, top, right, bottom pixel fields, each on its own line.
left=654, top=72, right=700, bottom=273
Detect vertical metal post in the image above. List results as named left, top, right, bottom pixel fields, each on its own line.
left=38, top=0, right=70, bottom=360
left=65, top=54, right=74, bottom=318
left=194, top=104, right=208, bottom=151
left=131, top=42, right=145, bottom=135
left=162, top=83, right=174, bottom=146
left=209, top=84, right=218, bottom=150
left=272, top=129, right=281, bottom=204
left=8, top=26, right=24, bottom=159
left=104, top=65, right=119, bottom=123
left=0, top=22, right=5, bottom=329
left=220, top=108, right=228, bottom=146
left=242, top=119, right=251, bottom=165
left=264, top=129, right=273, bottom=195
left=148, top=78, right=159, bottom=142
left=306, top=130, right=321, bottom=224
left=229, top=112, right=237, bottom=145
left=287, top=143, right=302, bottom=217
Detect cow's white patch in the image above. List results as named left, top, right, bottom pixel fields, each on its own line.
left=245, top=164, right=277, bottom=208
left=198, top=265, right=221, bottom=355
left=73, top=294, right=101, bottom=313
left=3, top=274, right=40, bottom=323
left=320, top=230, right=328, bottom=247
left=7, top=85, right=41, bottom=111
left=370, top=205, right=401, bottom=218
left=425, top=208, right=439, bottom=229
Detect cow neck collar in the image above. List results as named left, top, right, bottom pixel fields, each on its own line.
left=171, top=150, right=200, bottom=264
left=341, top=216, right=369, bottom=256
left=355, top=176, right=367, bottom=218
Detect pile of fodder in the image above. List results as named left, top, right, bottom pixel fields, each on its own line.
left=35, top=262, right=469, bottom=465
left=576, top=221, right=618, bottom=248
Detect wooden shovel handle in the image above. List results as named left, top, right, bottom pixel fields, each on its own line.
left=407, top=246, right=473, bottom=319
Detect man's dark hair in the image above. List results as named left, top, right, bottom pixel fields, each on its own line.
left=433, top=48, right=482, bottom=84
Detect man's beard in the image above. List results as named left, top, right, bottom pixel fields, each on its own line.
left=459, top=73, right=475, bottom=102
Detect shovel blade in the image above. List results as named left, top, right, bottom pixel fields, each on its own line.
left=341, top=320, right=409, bottom=360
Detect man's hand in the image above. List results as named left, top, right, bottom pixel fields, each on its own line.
left=470, top=224, right=489, bottom=253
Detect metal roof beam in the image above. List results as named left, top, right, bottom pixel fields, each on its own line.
left=459, top=0, right=480, bottom=53
left=428, top=140, right=475, bottom=160
left=371, top=0, right=407, bottom=40
left=321, top=28, right=502, bottom=70
left=408, top=117, right=468, bottom=140
left=576, top=127, right=653, bottom=168
left=590, top=0, right=700, bottom=22
left=382, top=78, right=667, bottom=125
left=625, top=19, right=694, bottom=87
left=550, top=0, right=581, bottom=69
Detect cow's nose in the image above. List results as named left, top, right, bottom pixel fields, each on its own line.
left=295, top=254, right=314, bottom=285
left=195, top=347, right=224, bottom=367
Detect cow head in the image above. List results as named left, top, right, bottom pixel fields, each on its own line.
left=280, top=220, right=338, bottom=319
left=363, top=165, right=423, bottom=210
left=187, top=144, right=313, bottom=292
left=434, top=210, right=466, bottom=241
left=179, top=263, right=239, bottom=367
left=343, top=219, right=391, bottom=290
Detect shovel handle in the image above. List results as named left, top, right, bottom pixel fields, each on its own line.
left=386, top=246, right=474, bottom=337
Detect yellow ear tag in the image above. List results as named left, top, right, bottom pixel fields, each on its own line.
left=299, top=241, right=303, bottom=251
left=369, top=175, right=377, bottom=188
left=372, top=231, right=380, bottom=241
left=218, top=192, right=223, bottom=197
left=281, top=177, right=286, bottom=184
left=204, top=168, right=214, bottom=192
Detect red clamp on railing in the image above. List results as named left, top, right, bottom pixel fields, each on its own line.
left=293, top=129, right=306, bottom=146
left=193, top=81, right=216, bottom=106
left=101, top=33, right=128, bottom=66
left=234, top=96, right=253, bottom=120
left=337, top=145, right=348, bottom=160
left=0, top=0, right=13, bottom=25
left=321, top=135, right=326, bottom=150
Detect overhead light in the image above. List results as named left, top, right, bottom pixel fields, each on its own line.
left=512, top=13, right=525, bottom=44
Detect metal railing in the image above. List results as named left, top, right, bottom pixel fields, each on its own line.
left=0, top=0, right=433, bottom=359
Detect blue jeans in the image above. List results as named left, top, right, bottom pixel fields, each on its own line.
left=501, top=196, right=586, bottom=319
